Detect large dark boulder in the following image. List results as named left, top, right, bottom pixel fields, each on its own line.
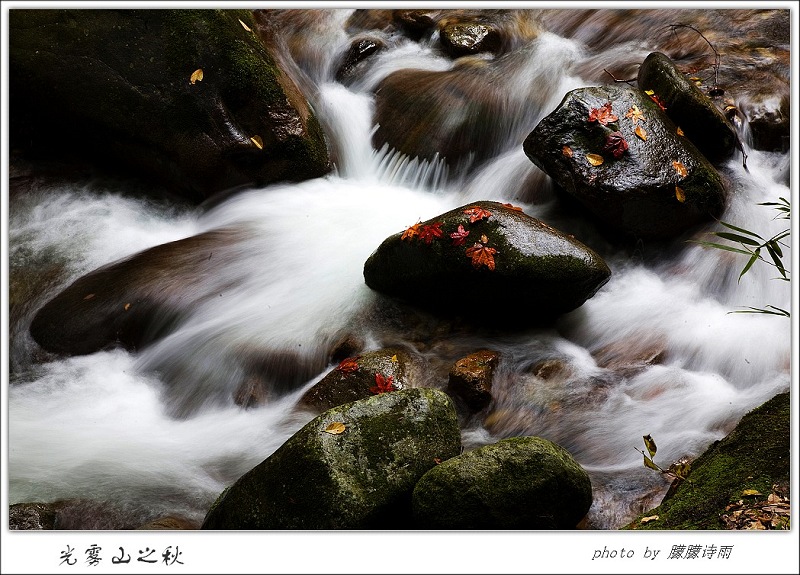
left=637, top=52, right=738, bottom=162
left=9, top=9, right=329, bottom=202
left=202, top=388, right=462, bottom=529
left=524, top=85, right=727, bottom=239
left=363, top=201, right=610, bottom=325
left=412, top=436, right=593, bottom=529
left=30, top=229, right=243, bottom=355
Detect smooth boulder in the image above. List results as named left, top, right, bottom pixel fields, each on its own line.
left=412, top=436, right=592, bottom=529
left=202, top=388, right=462, bottom=529
left=524, top=85, right=727, bottom=239
left=363, top=201, right=611, bottom=324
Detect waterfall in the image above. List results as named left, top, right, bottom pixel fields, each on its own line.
left=7, top=9, right=791, bottom=532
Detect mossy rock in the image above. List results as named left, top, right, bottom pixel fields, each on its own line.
left=627, top=392, right=789, bottom=530
left=524, top=85, right=727, bottom=239
left=637, top=51, right=737, bottom=162
left=9, top=9, right=329, bottom=202
left=201, top=388, right=462, bottom=529
left=363, top=201, right=610, bottom=326
left=412, top=436, right=592, bottom=529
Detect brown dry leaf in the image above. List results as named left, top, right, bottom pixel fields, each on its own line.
left=625, top=105, right=646, bottom=124
left=323, top=422, right=346, bottom=435
left=190, top=68, right=204, bottom=84
left=635, top=125, right=647, bottom=141
left=562, top=145, right=573, bottom=158
left=640, top=515, right=659, bottom=524
left=433, top=458, right=442, bottom=465
left=676, top=127, right=685, bottom=136
left=83, top=293, right=96, bottom=300
left=238, top=18, right=252, bottom=32
left=250, top=135, right=264, bottom=150
left=123, top=303, right=131, bottom=311
left=767, top=493, right=781, bottom=504
left=672, top=160, right=688, bottom=177
left=586, top=153, right=604, bottom=166
left=480, top=234, right=489, bottom=244
left=675, top=186, right=686, bottom=203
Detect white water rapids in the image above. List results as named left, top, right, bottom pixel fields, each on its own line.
left=6, top=10, right=792, bottom=530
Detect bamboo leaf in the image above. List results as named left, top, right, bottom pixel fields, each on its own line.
left=765, top=244, right=787, bottom=278
left=718, top=220, right=764, bottom=239
left=713, top=232, right=760, bottom=246
left=738, top=248, right=760, bottom=282
left=690, top=240, right=752, bottom=256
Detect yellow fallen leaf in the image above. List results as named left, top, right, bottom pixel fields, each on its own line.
left=238, top=18, right=252, bottom=32
left=675, top=186, right=685, bottom=203
left=562, top=145, right=573, bottom=158
left=635, top=125, right=647, bottom=141
left=672, top=160, right=688, bottom=177
left=676, top=126, right=684, bottom=136
left=391, top=355, right=398, bottom=362
left=586, top=153, right=604, bottom=166
left=124, top=303, right=131, bottom=311
left=250, top=135, right=264, bottom=149
left=190, top=68, right=204, bottom=85
left=640, top=515, right=659, bottom=524
left=83, top=293, right=95, bottom=300
left=742, top=489, right=762, bottom=497
left=644, top=89, right=655, bottom=96
left=323, top=422, right=346, bottom=435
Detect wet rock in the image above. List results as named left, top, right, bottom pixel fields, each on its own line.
left=439, top=22, right=502, bottom=58
left=363, top=201, right=611, bottom=325
left=30, top=228, right=244, bottom=355
left=9, top=9, right=329, bottom=203
left=393, top=10, right=439, bottom=39
left=524, top=85, right=727, bottom=240
left=298, top=347, right=419, bottom=412
left=592, top=338, right=666, bottom=376
left=233, top=375, right=271, bottom=409
left=335, top=36, right=385, bottom=83
left=637, top=52, right=738, bottom=162
left=412, top=436, right=592, bottom=529
left=202, top=388, right=462, bottom=529
left=447, top=350, right=500, bottom=412
left=137, top=515, right=199, bottom=530
left=531, top=358, right=571, bottom=381
left=9, top=502, right=58, bottom=530
left=742, top=95, right=790, bottom=153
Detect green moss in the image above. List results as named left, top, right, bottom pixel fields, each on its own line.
left=627, top=392, right=789, bottom=530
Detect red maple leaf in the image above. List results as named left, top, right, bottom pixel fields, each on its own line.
left=649, top=94, right=667, bottom=111
left=602, top=131, right=628, bottom=159
left=418, top=222, right=444, bottom=244
left=587, top=102, right=618, bottom=125
left=336, top=357, right=359, bottom=373
left=465, top=241, right=498, bottom=270
left=450, top=224, right=470, bottom=246
left=401, top=222, right=421, bottom=241
left=369, top=373, right=395, bottom=394
left=463, top=206, right=493, bottom=223
left=502, top=203, right=524, bottom=212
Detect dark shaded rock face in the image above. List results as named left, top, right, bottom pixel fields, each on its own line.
left=524, top=86, right=727, bottom=240
left=202, top=389, right=462, bottom=529
left=9, top=502, right=58, bottom=530
left=637, top=52, right=737, bottom=162
left=363, top=201, right=611, bottom=325
left=9, top=9, right=329, bottom=202
left=335, top=36, right=385, bottom=83
left=299, top=347, right=419, bottom=412
left=412, top=436, right=592, bottom=529
left=447, top=350, right=499, bottom=412
left=30, top=229, right=245, bottom=355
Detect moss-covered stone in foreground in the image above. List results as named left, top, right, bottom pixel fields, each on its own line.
left=627, top=392, right=789, bottom=530
left=202, top=388, right=461, bottom=529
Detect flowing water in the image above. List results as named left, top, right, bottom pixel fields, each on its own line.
left=7, top=10, right=792, bottom=530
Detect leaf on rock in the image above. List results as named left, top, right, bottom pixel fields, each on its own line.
left=418, top=222, right=444, bottom=244
left=83, top=293, right=96, bottom=300
left=502, top=203, right=524, bottom=212
left=391, top=354, right=398, bottom=363
left=644, top=89, right=655, bottom=96
left=463, top=206, right=492, bottom=223
left=668, top=459, right=691, bottom=479
left=450, top=224, right=470, bottom=246
left=190, top=68, right=204, bottom=84
left=323, top=421, right=346, bottom=435
left=465, top=241, right=497, bottom=270
left=562, top=145, right=574, bottom=158
left=587, top=102, right=618, bottom=125
left=401, top=222, right=421, bottom=241
left=250, top=135, right=264, bottom=150
left=640, top=515, right=659, bottom=524
left=336, top=357, right=359, bottom=373
left=672, top=160, right=688, bottom=177
left=238, top=18, right=252, bottom=32
left=123, top=303, right=131, bottom=311
left=370, top=373, right=395, bottom=394
left=676, top=127, right=685, bottom=136
left=635, top=125, right=647, bottom=141
left=602, top=131, right=628, bottom=159
left=643, top=434, right=657, bottom=458
left=433, top=457, right=442, bottom=465
left=625, top=105, right=646, bottom=124
left=649, top=93, right=667, bottom=111
left=675, top=186, right=686, bottom=203
left=586, top=153, right=604, bottom=166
